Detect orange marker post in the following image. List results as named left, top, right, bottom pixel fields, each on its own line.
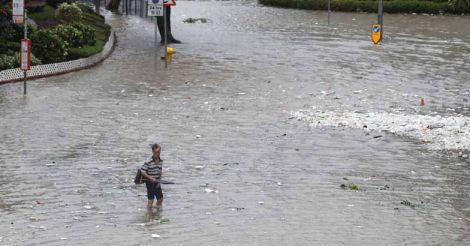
left=371, top=24, right=382, bottom=45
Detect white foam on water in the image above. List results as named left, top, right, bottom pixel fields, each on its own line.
left=292, top=108, right=470, bottom=152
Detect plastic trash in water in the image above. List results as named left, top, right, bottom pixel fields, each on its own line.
left=167, top=47, right=176, bottom=54
left=152, top=234, right=161, bottom=238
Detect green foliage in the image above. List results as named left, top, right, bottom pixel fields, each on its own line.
left=55, top=3, right=83, bottom=23
left=31, top=29, right=69, bottom=63
left=27, top=4, right=46, bottom=13
left=0, top=54, right=17, bottom=70
left=68, top=39, right=104, bottom=59
left=71, top=22, right=96, bottom=45
left=46, top=0, right=68, bottom=8
left=55, top=24, right=84, bottom=47
left=448, top=0, right=470, bottom=12
left=28, top=5, right=56, bottom=21
left=76, top=3, right=95, bottom=14
left=258, top=0, right=463, bottom=14
left=0, top=52, right=41, bottom=70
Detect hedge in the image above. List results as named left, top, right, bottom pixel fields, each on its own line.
left=258, top=0, right=469, bottom=14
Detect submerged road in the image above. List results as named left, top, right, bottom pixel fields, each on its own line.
left=1, top=1, right=470, bottom=245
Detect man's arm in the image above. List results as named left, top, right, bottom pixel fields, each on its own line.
left=141, top=171, right=157, bottom=183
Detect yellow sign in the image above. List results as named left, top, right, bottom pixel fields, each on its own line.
left=371, top=24, right=382, bottom=44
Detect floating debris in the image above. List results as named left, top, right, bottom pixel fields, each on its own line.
left=258, top=201, right=265, bottom=205
left=205, top=188, right=218, bottom=193
left=400, top=200, right=416, bottom=208
left=195, top=165, right=204, bottom=170
left=183, top=18, right=209, bottom=23
left=340, top=183, right=360, bottom=191
left=379, top=185, right=391, bottom=190
left=292, top=109, right=470, bottom=152
left=151, top=234, right=161, bottom=238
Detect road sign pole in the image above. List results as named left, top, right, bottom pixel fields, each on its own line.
left=157, top=17, right=158, bottom=47
left=378, top=0, right=383, bottom=41
left=23, top=10, right=27, bottom=95
left=163, top=6, right=167, bottom=68
left=327, top=0, right=330, bottom=25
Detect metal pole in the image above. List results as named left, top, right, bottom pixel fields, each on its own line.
left=327, top=0, right=330, bottom=25
left=125, top=0, right=128, bottom=15
left=155, top=17, right=158, bottom=48
left=134, top=0, right=137, bottom=15
left=378, top=0, right=383, bottom=41
left=23, top=10, right=27, bottom=95
left=163, top=6, right=167, bottom=68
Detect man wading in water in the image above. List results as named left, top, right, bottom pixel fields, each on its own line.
left=141, top=143, right=163, bottom=209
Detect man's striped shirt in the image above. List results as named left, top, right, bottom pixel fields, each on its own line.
left=141, top=158, right=162, bottom=181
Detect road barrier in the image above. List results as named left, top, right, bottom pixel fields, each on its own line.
left=0, top=30, right=116, bottom=84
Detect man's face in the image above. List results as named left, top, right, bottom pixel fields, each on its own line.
left=152, top=147, right=161, bottom=158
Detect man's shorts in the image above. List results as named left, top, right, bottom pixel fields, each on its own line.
left=145, top=182, right=163, bottom=200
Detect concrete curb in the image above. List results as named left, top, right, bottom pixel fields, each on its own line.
left=0, top=30, right=117, bottom=85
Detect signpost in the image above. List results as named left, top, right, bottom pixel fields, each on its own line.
left=148, top=0, right=164, bottom=66
left=13, top=0, right=30, bottom=94
left=327, top=0, right=330, bottom=25
left=378, top=0, right=383, bottom=41
left=20, top=39, right=31, bottom=71
left=148, top=0, right=163, bottom=17
left=12, top=0, right=24, bottom=24
left=148, top=0, right=175, bottom=68
left=371, top=0, right=384, bottom=44
left=163, top=0, right=176, bottom=68
left=371, top=24, right=382, bottom=44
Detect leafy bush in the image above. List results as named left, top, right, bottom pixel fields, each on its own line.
left=27, top=4, right=45, bottom=13
left=55, top=3, right=82, bottom=23
left=31, top=28, right=69, bottom=63
left=71, top=22, right=96, bottom=45
left=448, top=0, right=470, bottom=12
left=0, top=54, right=17, bottom=70
left=46, top=0, right=68, bottom=8
left=77, top=3, right=95, bottom=14
left=55, top=24, right=84, bottom=47
left=0, top=51, right=41, bottom=70
left=259, top=0, right=458, bottom=13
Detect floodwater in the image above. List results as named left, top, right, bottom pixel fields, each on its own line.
left=1, top=1, right=470, bottom=245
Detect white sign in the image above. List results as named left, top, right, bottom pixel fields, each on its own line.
left=20, top=39, right=31, bottom=71
left=12, top=0, right=24, bottom=16
left=148, top=0, right=163, bottom=16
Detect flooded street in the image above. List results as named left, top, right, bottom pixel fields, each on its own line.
left=1, top=1, right=470, bottom=245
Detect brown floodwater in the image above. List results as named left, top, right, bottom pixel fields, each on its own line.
left=1, top=1, right=469, bottom=245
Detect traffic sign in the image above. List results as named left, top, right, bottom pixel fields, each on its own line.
left=20, top=39, right=31, bottom=71
left=148, top=0, right=163, bottom=16
left=163, top=0, right=176, bottom=6
left=371, top=23, right=382, bottom=44
left=12, top=0, right=24, bottom=16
